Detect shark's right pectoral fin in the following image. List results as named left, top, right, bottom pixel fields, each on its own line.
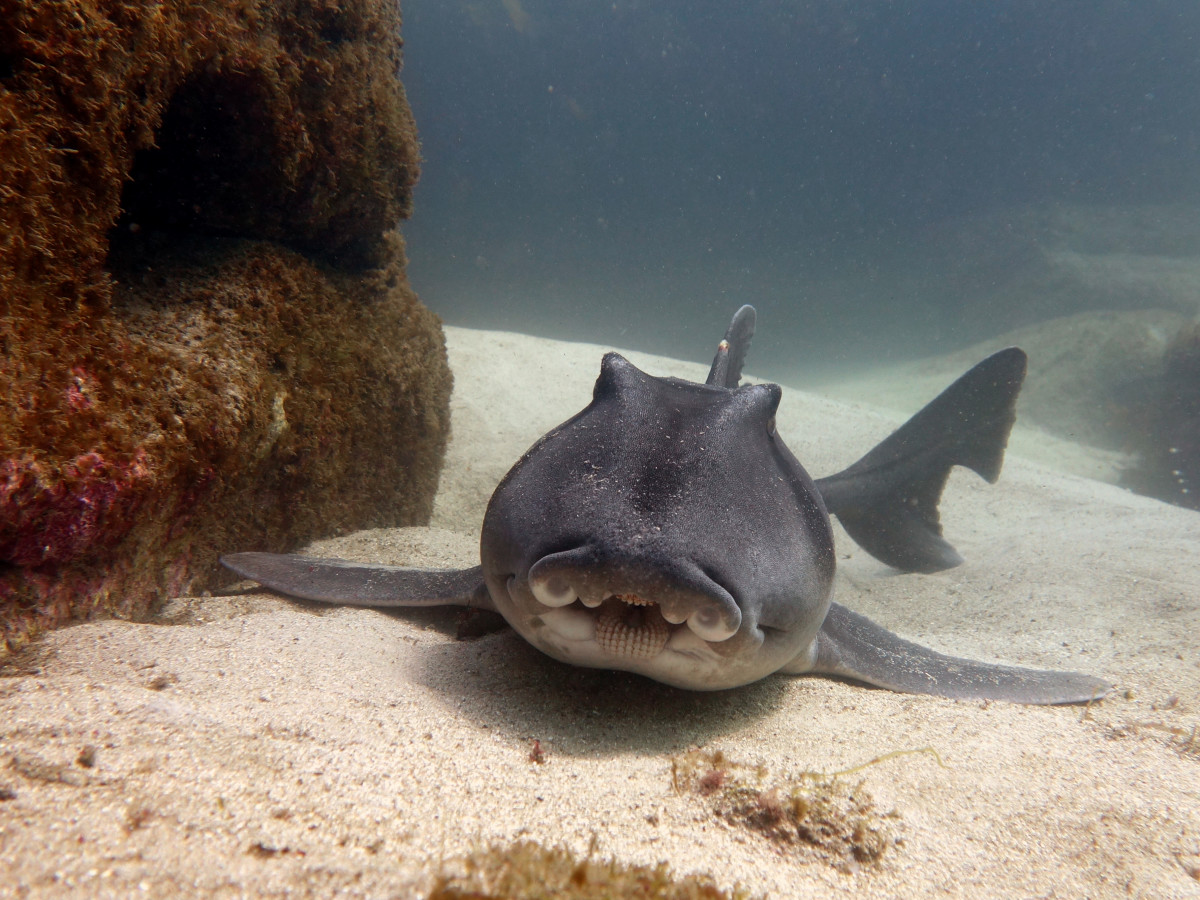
left=784, top=602, right=1111, bottom=705
left=220, top=552, right=494, bottom=611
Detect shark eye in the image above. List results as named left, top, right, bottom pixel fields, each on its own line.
left=766, top=416, right=776, bottom=436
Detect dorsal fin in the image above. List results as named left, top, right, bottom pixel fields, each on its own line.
left=705, top=304, right=756, bottom=388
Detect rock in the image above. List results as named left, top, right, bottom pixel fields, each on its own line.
left=0, top=0, right=450, bottom=650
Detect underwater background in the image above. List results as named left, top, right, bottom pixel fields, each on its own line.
left=399, top=0, right=1200, bottom=376
left=3, top=4, right=1199, bottom=894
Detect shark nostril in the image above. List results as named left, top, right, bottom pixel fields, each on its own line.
left=530, top=573, right=576, bottom=608
left=686, top=606, right=740, bottom=642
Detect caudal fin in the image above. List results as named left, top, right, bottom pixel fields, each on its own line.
left=814, top=347, right=1027, bottom=573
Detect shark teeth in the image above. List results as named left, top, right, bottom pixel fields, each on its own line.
left=613, top=592, right=654, bottom=606
left=595, top=599, right=671, bottom=659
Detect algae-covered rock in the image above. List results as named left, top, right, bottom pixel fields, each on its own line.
left=0, top=0, right=418, bottom=284
left=0, top=0, right=449, bottom=649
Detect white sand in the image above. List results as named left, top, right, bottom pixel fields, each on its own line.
left=2, top=325, right=1198, bottom=899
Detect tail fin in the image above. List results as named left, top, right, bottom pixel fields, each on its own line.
left=814, top=348, right=1027, bottom=573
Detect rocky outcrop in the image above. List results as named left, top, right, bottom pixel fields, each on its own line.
left=0, top=0, right=451, bottom=650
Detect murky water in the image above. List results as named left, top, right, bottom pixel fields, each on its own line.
left=400, top=0, right=1200, bottom=510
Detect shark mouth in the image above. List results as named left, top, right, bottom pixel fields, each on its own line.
left=526, top=573, right=739, bottom=661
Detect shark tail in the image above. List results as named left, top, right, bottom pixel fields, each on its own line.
left=813, top=347, right=1027, bottom=573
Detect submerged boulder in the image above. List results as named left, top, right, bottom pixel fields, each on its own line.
left=0, top=0, right=451, bottom=649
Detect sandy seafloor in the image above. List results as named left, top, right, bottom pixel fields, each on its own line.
left=2, top=324, right=1199, bottom=899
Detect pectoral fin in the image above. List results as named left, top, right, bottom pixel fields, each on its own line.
left=785, top=602, right=1110, bottom=705
left=220, top=552, right=494, bottom=610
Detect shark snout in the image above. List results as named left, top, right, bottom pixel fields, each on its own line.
left=525, top=548, right=742, bottom=643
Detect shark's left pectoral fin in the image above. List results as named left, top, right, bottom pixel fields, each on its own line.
left=784, top=602, right=1111, bottom=705
left=220, top=552, right=494, bottom=610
